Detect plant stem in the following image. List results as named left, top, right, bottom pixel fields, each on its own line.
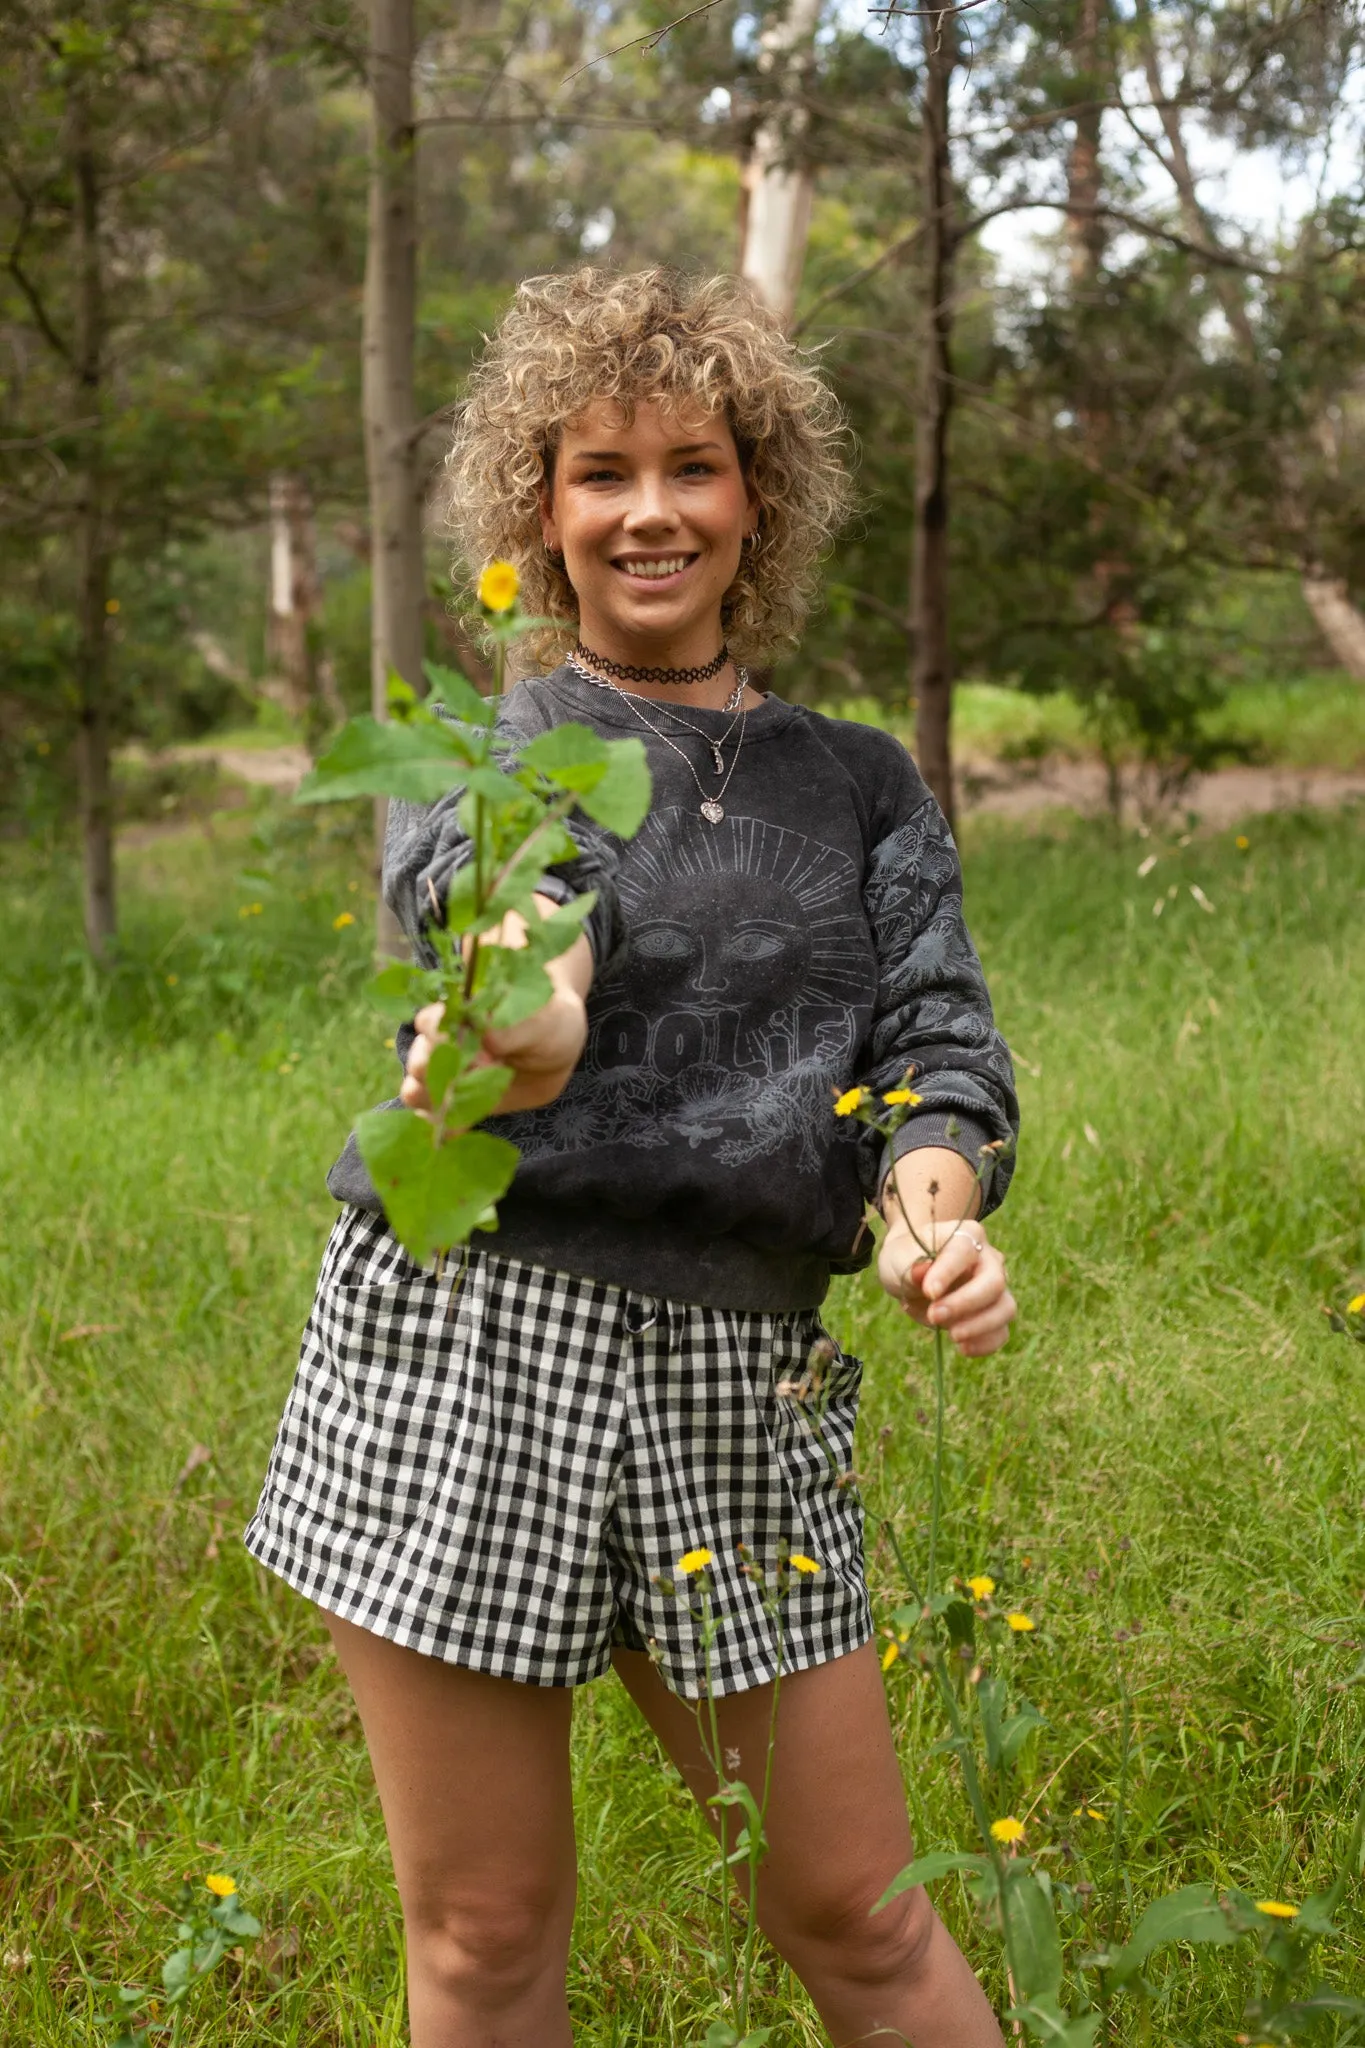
left=698, top=1581, right=737, bottom=2007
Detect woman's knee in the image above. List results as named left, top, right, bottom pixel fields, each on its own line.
left=404, top=1879, right=574, bottom=2007
left=762, top=1874, right=937, bottom=1991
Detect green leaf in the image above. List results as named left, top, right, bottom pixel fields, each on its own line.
left=1004, top=1866, right=1063, bottom=2002
left=423, top=660, right=489, bottom=724
left=214, top=1899, right=261, bottom=1939
left=425, top=1052, right=514, bottom=1127
left=161, top=1947, right=193, bottom=1994
left=518, top=721, right=610, bottom=789
left=355, top=1110, right=519, bottom=1264
left=366, top=960, right=436, bottom=1020
left=578, top=735, right=651, bottom=835
left=1009, top=1998, right=1100, bottom=2045
left=1103, top=1884, right=1237, bottom=1986
left=872, top=1850, right=990, bottom=1913
left=977, top=1674, right=1045, bottom=1772
left=296, top=715, right=473, bottom=805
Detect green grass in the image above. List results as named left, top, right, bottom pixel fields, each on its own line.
left=1, top=798, right=1363, bottom=2043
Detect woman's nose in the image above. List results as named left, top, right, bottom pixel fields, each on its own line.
left=622, top=475, right=678, bottom=531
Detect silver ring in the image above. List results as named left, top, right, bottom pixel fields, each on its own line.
left=951, top=1225, right=987, bottom=1256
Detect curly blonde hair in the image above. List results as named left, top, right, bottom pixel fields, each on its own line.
left=440, top=267, right=854, bottom=673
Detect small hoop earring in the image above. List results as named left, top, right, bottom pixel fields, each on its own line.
left=742, top=528, right=762, bottom=555
left=544, top=541, right=563, bottom=562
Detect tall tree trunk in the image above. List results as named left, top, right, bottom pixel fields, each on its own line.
left=909, top=12, right=958, bottom=825
left=267, top=472, right=345, bottom=726
left=739, top=0, right=822, bottom=328
left=363, top=0, right=424, bottom=959
left=1064, top=0, right=1104, bottom=296
left=1134, top=0, right=1365, bottom=677
left=72, top=98, right=114, bottom=960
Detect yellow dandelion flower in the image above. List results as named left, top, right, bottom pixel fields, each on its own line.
left=105, top=597, right=120, bottom=615
left=882, top=1088, right=922, bottom=1106
left=1006, top=1612, right=1035, bottom=1632
left=1236, top=835, right=1250, bottom=850
left=881, top=1640, right=900, bottom=1671
left=1348, top=1293, right=1365, bottom=1315
left=788, top=1553, right=820, bottom=1574
left=990, top=1817, right=1025, bottom=1845
left=477, top=559, right=520, bottom=612
left=833, top=1087, right=865, bottom=1117
left=204, top=1874, right=237, bottom=1897
left=966, top=1574, right=995, bottom=1601
left=1255, top=1900, right=1298, bottom=1919
left=165, top=974, right=178, bottom=986
left=333, top=911, right=356, bottom=930
left=676, top=1547, right=713, bottom=1574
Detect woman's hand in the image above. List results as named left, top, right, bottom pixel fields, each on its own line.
left=878, top=1215, right=1016, bottom=1358
left=401, top=898, right=593, bottom=1121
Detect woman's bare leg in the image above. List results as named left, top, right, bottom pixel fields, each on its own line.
left=325, top=1612, right=577, bottom=2048
left=614, top=1642, right=1003, bottom=2048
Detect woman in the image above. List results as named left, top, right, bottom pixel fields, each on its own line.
left=247, top=266, right=1019, bottom=2046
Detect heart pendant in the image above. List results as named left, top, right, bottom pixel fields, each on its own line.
left=700, top=799, right=725, bottom=825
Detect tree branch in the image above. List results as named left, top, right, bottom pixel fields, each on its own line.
left=958, top=196, right=1287, bottom=278
left=790, top=221, right=926, bottom=338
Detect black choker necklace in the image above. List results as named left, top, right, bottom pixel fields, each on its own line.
left=571, top=641, right=729, bottom=687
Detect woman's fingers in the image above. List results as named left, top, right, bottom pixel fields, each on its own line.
left=925, top=1254, right=1008, bottom=1326
left=413, top=1000, right=446, bottom=1041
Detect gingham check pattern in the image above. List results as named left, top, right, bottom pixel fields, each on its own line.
left=245, top=1207, right=872, bottom=1697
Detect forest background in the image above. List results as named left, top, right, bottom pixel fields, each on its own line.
left=1, top=1, right=1364, bottom=2043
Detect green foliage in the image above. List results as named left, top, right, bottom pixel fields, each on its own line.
left=299, top=596, right=651, bottom=1265
left=95, top=1880, right=261, bottom=2047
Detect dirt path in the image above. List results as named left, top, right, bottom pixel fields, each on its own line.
left=151, top=740, right=1365, bottom=829
left=958, top=756, right=1365, bottom=827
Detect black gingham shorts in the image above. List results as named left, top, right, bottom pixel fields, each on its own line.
left=245, top=1206, right=872, bottom=1697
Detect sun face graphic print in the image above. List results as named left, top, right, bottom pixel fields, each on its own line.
left=504, top=808, right=876, bottom=1170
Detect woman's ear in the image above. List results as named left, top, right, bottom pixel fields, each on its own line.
left=538, top=479, right=560, bottom=555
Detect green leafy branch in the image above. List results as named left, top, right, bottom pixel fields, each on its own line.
left=294, top=566, right=651, bottom=1266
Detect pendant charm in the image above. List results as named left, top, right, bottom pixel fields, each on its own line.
left=700, top=799, right=725, bottom=825
left=709, top=746, right=724, bottom=773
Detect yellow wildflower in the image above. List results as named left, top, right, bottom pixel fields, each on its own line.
left=204, top=1874, right=237, bottom=1897
left=1236, top=835, right=1250, bottom=850
left=1073, top=1806, right=1106, bottom=1820
left=105, top=597, right=120, bottom=615
left=966, top=1574, right=995, bottom=1601
left=1349, top=1293, right=1365, bottom=1315
left=676, top=1547, right=713, bottom=1574
left=882, top=1088, right=922, bottom=1106
left=1006, top=1612, right=1035, bottom=1633
left=333, top=911, right=356, bottom=930
left=833, top=1087, right=865, bottom=1117
left=165, top=974, right=178, bottom=986
left=477, top=559, right=520, bottom=612
left=788, top=1553, right=820, bottom=1574
left=990, top=1817, right=1025, bottom=1845
left=238, top=902, right=263, bottom=919
left=881, top=1640, right=900, bottom=1671
left=1255, top=1900, right=1298, bottom=1919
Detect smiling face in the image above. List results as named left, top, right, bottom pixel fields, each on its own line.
left=538, top=395, right=759, bottom=677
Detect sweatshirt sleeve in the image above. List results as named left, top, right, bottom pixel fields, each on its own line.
left=855, top=757, right=1019, bottom=1215
left=380, top=692, right=620, bottom=967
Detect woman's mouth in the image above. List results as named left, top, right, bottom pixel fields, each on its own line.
left=612, top=552, right=698, bottom=588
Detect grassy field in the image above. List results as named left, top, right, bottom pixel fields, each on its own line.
left=1, top=790, right=1363, bottom=2044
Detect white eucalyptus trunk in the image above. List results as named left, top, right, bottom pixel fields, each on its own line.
left=739, top=0, right=822, bottom=329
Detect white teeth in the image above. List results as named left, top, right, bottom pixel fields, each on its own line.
left=620, top=556, right=687, bottom=578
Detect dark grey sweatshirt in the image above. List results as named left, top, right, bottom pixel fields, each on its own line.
left=328, top=665, right=1019, bottom=1310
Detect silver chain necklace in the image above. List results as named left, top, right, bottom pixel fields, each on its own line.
left=568, top=652, right=749, bottom=825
